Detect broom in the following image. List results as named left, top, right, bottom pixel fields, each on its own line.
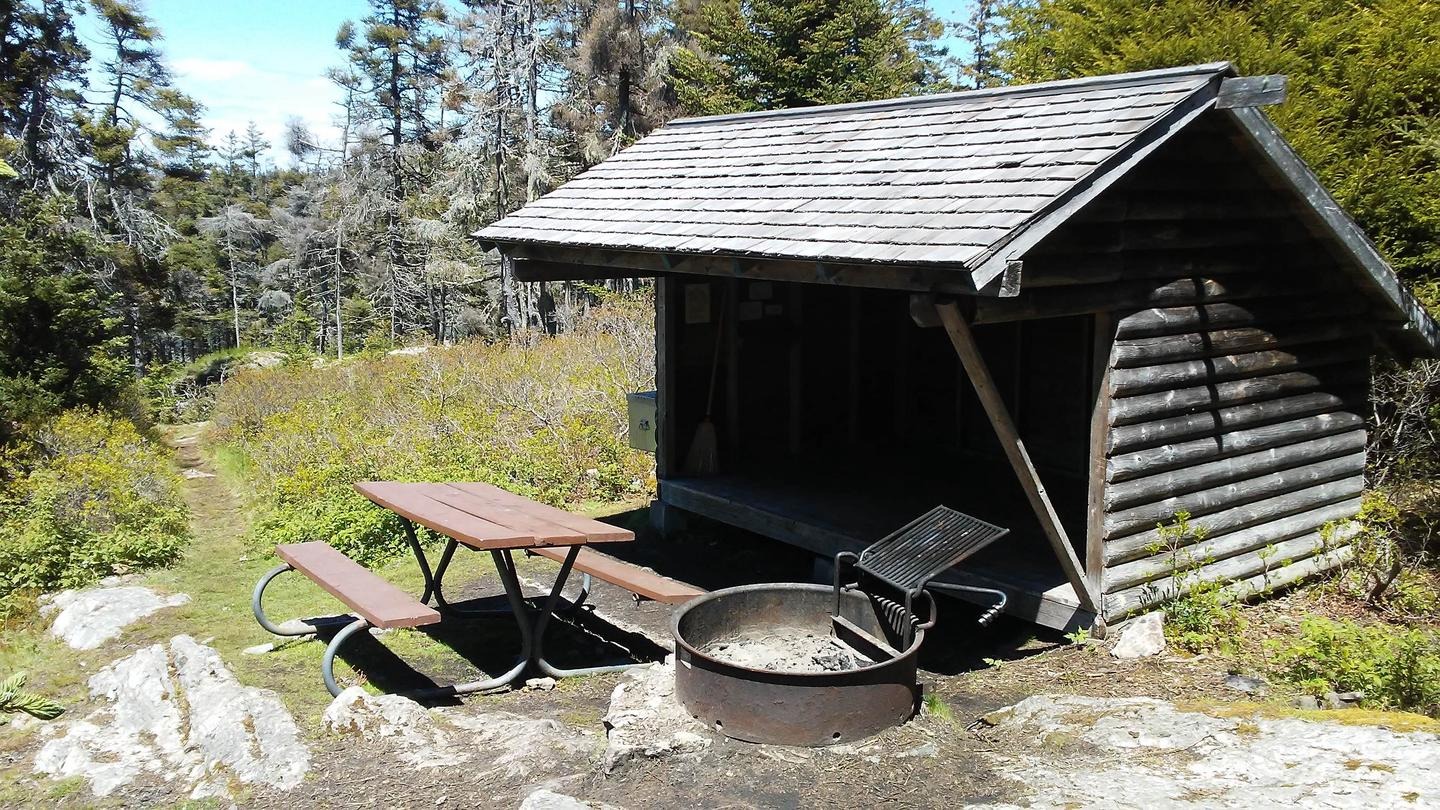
left=683, top=288, right=727, bottom=476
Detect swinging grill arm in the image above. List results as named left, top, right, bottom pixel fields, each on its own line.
left=925, top=581, right=1008, bottom=626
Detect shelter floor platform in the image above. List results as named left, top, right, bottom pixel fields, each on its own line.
left=660, top=454, right=1095, bottom=632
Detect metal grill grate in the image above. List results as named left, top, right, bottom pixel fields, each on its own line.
left=855, top=506, right=1009, bottom=594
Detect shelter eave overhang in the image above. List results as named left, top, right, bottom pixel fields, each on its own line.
left=1218, top=106, right=1440, bottom=358
left=474, top=239, right=1004, bottom=297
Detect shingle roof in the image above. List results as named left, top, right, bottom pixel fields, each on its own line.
left=477, top=63, right=1229, bottom=275
left=476, top=62, right=1439, bottom=355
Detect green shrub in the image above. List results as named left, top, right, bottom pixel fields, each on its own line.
left=1270, top=617, right=1440, bottom=716
left=1143, top=512, right=1246, bottom=653
left=1322, top=490, right=1440, bottom=620
left=0, top=411, right=190, bottom=610
left=210, top=297, right=657, bottom=564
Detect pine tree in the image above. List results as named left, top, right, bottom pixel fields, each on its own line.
left=1001, top=0, right=1440, bottom=287
left=671, top=0, right=949, bottom=114
left=0, top=0, right=91, bottom=188
left=338, top=0, right=451, bottom=343
left=153, top=88, right=210, bottom=181
left=957, top=0, right=1001, bottom=89
left=240, top=121, right=270, bottom=195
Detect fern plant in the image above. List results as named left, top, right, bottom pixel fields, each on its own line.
left=0, top=672, right=64, bottom=722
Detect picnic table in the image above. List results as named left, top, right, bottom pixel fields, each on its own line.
left=251, top=481, right=703, bottom=697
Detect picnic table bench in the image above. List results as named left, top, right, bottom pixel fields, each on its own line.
left=251, top=481, right=704, bottom=697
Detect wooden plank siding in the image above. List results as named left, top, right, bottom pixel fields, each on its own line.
left=1010, top=120, right=1371, bottom=621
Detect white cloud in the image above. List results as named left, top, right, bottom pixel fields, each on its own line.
left=173, top=58, right=258, bottom=83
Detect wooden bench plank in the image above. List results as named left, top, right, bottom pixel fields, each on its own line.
left=530, top=546, right=704, bottom=605
left=277, top=542, right=440, bottom=629
left=426, top=485, right=587, bottom=546
left=448, top=483, right=634, bottom=544
left=355, top=482, right=536, bottom=549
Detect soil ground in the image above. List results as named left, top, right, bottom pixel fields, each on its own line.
left=0, top=424, right=1435, bottom=809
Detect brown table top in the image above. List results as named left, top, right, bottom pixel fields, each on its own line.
left=354, top=481, right=634, bottom=551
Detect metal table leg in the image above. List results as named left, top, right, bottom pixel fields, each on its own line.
left=525, top=546, right=650, bottom=679
left=403, top=519, right=511, bottom=618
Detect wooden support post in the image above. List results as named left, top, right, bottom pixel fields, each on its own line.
left=655, top=277, right=677, bottom=480
left=1086, top=312, right=1117, bottom=623
left=724, top=279, right=741, bottom=462
left=934, top=301, right=1102, bottom=613
left=788, top=284, right=803, bottom=455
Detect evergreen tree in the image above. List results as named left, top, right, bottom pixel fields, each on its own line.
left=0, top=194, right=131, bottom=443
left=1001, top=0, right=1440, bottom=287
left=956, top=0, right=1001, bottom=89
left=0, top=0, right=91, bottom=188
left=670, top=0, right=949, bottom=114
left=338, top=0, right=451, bottom=343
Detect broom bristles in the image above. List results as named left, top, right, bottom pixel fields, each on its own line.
left=683, top=417, right=719, bottom=476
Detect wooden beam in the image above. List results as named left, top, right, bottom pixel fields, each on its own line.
left=934, top=301, right=1102, bottom=613
left=513, top=258, right=659, bottom=283
left=1216, top=75, right=1287, bottom=109
left=655, top=277, right=678, bottom=480
left=1085, top=312, right=1116, bottom=615
left=498, top=244, right=986, bottom=295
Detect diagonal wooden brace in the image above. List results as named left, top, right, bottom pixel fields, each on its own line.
left=934, top=301, right=1102, bottom=614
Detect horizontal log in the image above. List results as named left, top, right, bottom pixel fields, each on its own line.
left=1103, top=453, right=1365, bottom=539
left=1022, top=245, right=1334, bottom=288
left=1107, top=410, right=1365, bottom=483
left=1109, top=364, right=1370, bottom=427
left=974, top=273, right=1351, bottom=325
left=1112, top=321, right=1359, bottom=369
left=1105, top=429, right=1366, bottom=511
left=1115, top=298, right=1368, bottom=340
left=1105, top=527, right=1353, bottom=616
left=1221, top=544, right=1354, bottom=605
left=1103, top=497, right=1361, bottom=592
left=1107, top=389, right=1366, bottom=456
left=1104, top=475, right=1364, bottom=563
left=1111, top=343, right=1364, bottom=398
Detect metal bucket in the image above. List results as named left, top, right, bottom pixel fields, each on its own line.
left=671, top=582, right=923, bottom=746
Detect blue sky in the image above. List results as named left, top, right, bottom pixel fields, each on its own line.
left=76, top=0, right=974, bottom=166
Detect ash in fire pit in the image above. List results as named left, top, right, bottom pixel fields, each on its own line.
left=702, top=628, right=874, bottom=673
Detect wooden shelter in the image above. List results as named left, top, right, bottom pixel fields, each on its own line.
left=476, top=63, right=1440, bottom=632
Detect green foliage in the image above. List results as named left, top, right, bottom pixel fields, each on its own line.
left=1143, top=512, right=1246, bottom=653
left=1269, top=617, right=1440, bottom=716
left=0, top=671, right=63, bottom=721
left=0, top=410, right=190, bottom=611
left=671, top=0, right=949, bottom=114
left=1000, top=0, right=1440, bottom=285
left=1323, top=490, right=1439, bottom=620
left=210, top=299, right=657, bottom=565
left=0, top=193, right=135, bottom=443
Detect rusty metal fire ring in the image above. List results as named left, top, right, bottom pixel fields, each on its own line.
left=671, top=582, right=924, bottom=747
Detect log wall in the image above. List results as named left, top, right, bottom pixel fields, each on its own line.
left=1010, top=115, right=1373, bottom=621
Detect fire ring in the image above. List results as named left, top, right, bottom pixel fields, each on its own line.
left=671, top=582, right=925, bottom=746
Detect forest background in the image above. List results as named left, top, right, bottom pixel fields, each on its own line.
left=1, top=0, right=1437, bottom=614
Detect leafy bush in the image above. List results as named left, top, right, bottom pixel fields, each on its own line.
left=1143, top=512, right=1246, bottom=653
left=0, top=411, right=190, bottom=610
left=1270, top=617, right=1440, bottom=716
left=1322, top=490, right=1439, bottom=620
left=210, top=297, right=657, bottom=564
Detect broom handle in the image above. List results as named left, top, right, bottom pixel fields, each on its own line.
left=703, top=286, right=728, bottom=417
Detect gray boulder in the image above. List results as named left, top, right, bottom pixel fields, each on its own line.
left=1110, top=612, right=1166, bottom=659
